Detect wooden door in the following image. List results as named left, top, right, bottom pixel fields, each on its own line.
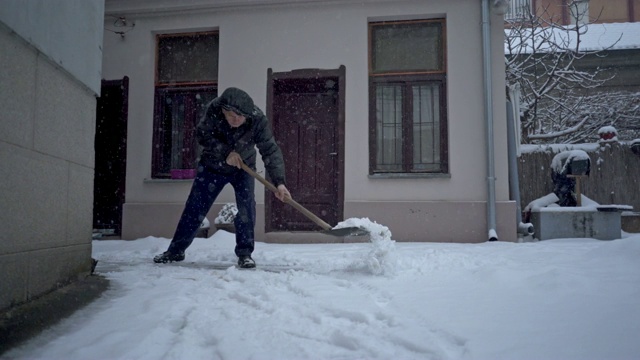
left=93, top=77, right=128, bottom=235
left=267, top=67, right=345, bottom=232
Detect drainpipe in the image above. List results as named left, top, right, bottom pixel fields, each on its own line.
left=506, top=91, right=535, bottom=237
left=482, top=0, right=498, bottom=241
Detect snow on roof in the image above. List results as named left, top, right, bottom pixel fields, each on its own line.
left=577, top=22, right=640, bottom=51
left=505, top=22, right=640, bottom=53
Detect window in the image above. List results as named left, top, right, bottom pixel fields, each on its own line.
left=369, top=19, right=448, bottom=175
left=504, top=0, right=532, bottom=21
left=569, top=0, right=589, bottom=25
left=152, top=31, right=218, bottom=178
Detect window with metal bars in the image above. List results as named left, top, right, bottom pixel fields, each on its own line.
left=151, top=31, right=218, bottom=178
left=368, top=19, right=448, bottom=175
left=504, top=0, right=532, bottom=21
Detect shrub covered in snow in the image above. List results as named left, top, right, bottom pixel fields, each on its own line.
left=215, top=203, right=238, bottom=224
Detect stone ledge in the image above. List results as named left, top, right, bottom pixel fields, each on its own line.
left=264, top=231, right=370, bottom=244
left=0, top=274, right=109, bottom=355
left=531, top=208, right=622, bottom=240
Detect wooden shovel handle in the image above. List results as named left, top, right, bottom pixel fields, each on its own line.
left=240, top=163, right=332, bottom=231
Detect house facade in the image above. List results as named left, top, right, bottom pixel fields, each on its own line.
left=506, top=0, right=639, bottom=24
left=0, top=0, right=104, bottom=311
left=102, top=0, right=516, bottom=243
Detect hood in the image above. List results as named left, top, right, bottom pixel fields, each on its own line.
left=216, top=87, right=255, bottom=117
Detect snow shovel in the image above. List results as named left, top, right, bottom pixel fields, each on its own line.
left=240, top=163, right=368, bottom=237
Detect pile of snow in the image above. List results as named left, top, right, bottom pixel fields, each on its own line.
left=199, top=217, right=210, bottom=230
left=335, top=217, right=397, bottom=276
left=526, top=193, right=602, bottom=212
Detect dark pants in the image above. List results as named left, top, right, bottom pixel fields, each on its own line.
left=167, top=164, right=256, bottom=257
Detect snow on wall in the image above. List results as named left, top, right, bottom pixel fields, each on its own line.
left=505, top=21, right=640, bottom=54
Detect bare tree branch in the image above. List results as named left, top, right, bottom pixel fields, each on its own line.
left=504, top=0, right=633, bottom=144
left=528, top=115, right=590, bottom=140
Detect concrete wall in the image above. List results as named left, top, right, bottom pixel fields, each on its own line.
left=531, top=209, right=622, bottom=240
left=577, top=50, right=640, bottom=92
left=0, top=0, right=104, bottom=94
left=103, top=0, right=515, bottom=242
left=0, top=1, right=103, bottom=311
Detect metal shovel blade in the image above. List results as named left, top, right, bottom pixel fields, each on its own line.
left=321, top=226, right=369, bottom=237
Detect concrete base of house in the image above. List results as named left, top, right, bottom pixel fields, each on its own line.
left=121, top=200, right=517, bottom=243
left=344, top=200, right=517, bottom=243
left=121, top=202, right=253, bottom=241
left=530, top=208, right=622, bottom=240
left=263, top=231, right=370, bottom=244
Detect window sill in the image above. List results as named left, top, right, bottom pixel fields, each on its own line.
left=143, top=178, right=195, bottom=183
left=368, top=173, right=451, bottom=179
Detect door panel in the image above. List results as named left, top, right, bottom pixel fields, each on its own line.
left=269, top=72, right=344, bottom=232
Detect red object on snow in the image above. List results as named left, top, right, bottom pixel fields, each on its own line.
left=599, top=132, right=616, bottom=140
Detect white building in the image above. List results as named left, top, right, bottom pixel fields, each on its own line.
left=101, top=0, right=516, bottom=243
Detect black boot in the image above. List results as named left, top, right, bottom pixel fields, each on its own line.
left=237, top=255, right=256, bottom=269
left=153, top=251, right=185, bottom=263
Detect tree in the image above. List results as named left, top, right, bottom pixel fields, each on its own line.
left=505, top=1, right=640, bottom=144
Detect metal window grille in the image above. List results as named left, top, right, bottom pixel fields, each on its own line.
left=505, top=0, right=532, bottom=20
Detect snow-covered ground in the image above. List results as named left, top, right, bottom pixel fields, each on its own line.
left=5, top=223, right=640, bottom=360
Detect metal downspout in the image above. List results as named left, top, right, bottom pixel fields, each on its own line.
left=482, top=0, right=498, bottom=241
left=506, top=97, right=535, bottom=237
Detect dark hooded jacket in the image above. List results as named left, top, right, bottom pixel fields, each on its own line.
left=196, top=87, right=286, bottom=186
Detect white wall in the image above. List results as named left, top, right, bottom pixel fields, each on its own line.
left=103, top=0, right=509, bottom=202
left=0, top=0, right=105, bottom=94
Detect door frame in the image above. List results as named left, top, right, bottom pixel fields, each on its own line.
left=266, top=65, right=346, bottom=232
